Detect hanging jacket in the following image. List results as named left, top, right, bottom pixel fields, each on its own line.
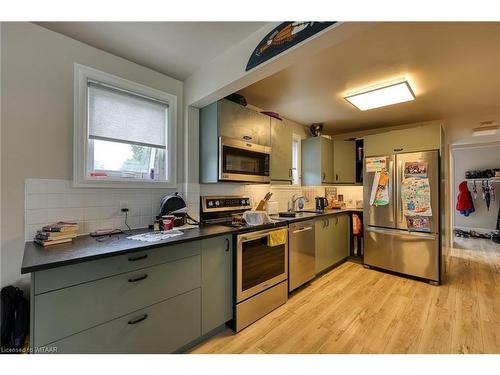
left=456, top=181, right=475, bottom=217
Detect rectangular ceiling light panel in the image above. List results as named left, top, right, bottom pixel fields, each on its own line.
left=345, top=81, right=415, bottom=111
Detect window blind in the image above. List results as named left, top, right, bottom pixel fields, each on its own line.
left=88, top=81, right=168, bottom=149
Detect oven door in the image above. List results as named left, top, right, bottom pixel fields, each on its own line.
left=236, top=228, right=288, bottom=303
left=219, top=137, right=271, bottom=183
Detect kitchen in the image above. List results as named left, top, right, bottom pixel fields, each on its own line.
left=1, top=14, right=500, bottom=366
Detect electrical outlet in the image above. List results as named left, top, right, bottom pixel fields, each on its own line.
left=120, top=201, right=129, bottom=210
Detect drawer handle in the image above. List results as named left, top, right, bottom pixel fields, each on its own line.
left=128, top=254, right=148, bottom=262
left=128, top=314, right=148, bottom=325
left=128, top=274, right=148, bottom=283
left=225, top=238, right=230, bottom=252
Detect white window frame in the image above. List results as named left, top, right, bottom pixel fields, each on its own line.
left=292, top=133, right=302, bottom=186
left=73, top=63, right=177, bottom=188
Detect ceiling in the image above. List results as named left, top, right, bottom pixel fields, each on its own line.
left=36, top=22, right=267, bottom=80
left=238, top=22, right=500, bottom=134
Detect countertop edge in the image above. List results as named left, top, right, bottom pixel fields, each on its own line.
left=21, top=227, right=236, bottom=274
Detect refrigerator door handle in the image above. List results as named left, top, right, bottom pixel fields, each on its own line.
left=365, top=226, right=436, bottom=240
left=397, top=158, right=404, bottom=224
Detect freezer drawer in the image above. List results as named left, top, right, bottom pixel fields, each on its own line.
left=364, top=226, right=439, bottom=282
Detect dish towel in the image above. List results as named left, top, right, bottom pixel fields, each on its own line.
left=456, top=181, right=475, bottom=217
left=268, top=229, right=288, bottom=247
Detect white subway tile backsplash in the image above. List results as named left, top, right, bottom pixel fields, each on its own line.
left=26, top=179, right=48, bottom=194
left=26, top=209, right=47, bottom=225
left=83, top=207, right=101, bottom=221
left=24, top=178, right=180, bottom=241
left=46, top=193, right=68, bottom=208
left=26, top=194, right=47, bottom=210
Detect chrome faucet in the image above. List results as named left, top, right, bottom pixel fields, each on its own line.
left=288, top=194, right=308, bottom=212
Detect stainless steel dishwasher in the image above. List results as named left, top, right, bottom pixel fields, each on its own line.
left=288, top=219, right=316, bottom=292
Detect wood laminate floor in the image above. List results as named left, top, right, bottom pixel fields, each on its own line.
left=191, top=239, right=500, bottom=354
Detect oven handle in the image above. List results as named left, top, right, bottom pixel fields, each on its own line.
left=240, top=233, right=270, bottom=242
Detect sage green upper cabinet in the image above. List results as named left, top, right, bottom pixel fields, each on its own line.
left=270, top=117, right=293, bottom=183
left=218, top=99, right=271, bottom=146
left=315, top=214, right=350, bottom=274
left=302, top=136, right=334, bottom=185
left=200, top=99, right=271, bottom=183
left=364, top=123, right=442, bottom=156
left=333, top=139, right=356, bottom=184
left=201, top=235, right=233, bottom=335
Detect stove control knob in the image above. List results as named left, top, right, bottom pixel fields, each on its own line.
left=245, top=199, right=250, bottom=205
left=241, top=199, right=246, bottom=205
left=215, top=200, right=220, bottom=207
left=208, top=201, right=213, bottom=207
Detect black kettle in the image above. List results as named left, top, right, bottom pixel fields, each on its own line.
left=315, top=197, right=328, bottom=211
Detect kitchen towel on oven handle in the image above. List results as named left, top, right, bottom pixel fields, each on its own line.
left=268, top=229, right=287, bottom=247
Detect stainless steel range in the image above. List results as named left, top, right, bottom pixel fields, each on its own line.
left=200, top=195, right=288, bottom=332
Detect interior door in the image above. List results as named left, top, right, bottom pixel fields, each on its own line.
left=395, top=151, right=439, bottom=232
left=363, top=154, right=395, bottom=229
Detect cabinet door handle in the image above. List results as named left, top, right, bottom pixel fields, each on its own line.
left=289, top=168, right=293, bottom=178
left=225, top=238, right=230, bottom=252
left=128, top=254, right=148, bottom=262
left=128, top=274, right=148, bottom=283
left=322, top=172, right=326, bottom=182
left=336, top=174, right=339, bottom=181
left=394, top=148, right=403, bottom=152
left=128, top=314, right=148, bottom=325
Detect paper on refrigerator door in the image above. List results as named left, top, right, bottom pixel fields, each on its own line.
left=401, top=177, right=432, bottom=216
left=369, top=170, right=390, bottom=206
left=366, top=157, right=387, bottom=172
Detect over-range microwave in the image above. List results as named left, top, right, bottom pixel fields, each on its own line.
left=218, top=136, right=271, bottom=183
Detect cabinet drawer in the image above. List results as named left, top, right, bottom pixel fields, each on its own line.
left=34, top=240, right=201, bottom=294
left=47, top=288, right=201, bottom=354
left=34, top=255, right=201, bottom=346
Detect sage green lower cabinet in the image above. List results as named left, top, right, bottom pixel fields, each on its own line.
left=49, top=288, right=201, bottom=354
left=34, top=255, right=201, bottom=346
left=315, top=215, right=350, bottom=274
left=31, top=235, right=235, bottom=354
left=201, top=235, right=233, bottom=335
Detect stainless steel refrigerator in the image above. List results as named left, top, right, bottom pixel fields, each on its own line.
left=363, top=150, right=441, bottom=284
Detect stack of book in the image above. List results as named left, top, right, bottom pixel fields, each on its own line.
left=34, top=222, right=79, bottom=247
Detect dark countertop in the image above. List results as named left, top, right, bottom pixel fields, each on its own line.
left=21, top=225, right=235, bottom=274
left=21, top=208, right=363, bottom=274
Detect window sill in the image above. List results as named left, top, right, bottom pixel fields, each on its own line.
left=73, top=178, right=177, bottom=189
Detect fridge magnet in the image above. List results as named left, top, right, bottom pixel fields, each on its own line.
left=366, top=157, right=387, bottom=173
left=246, top=22, right=336, bottom=71
left=369, top=169, right=390, bottom=206
left=404, top=162, right=428, bottom=178
left=406, top=216, right=431, bottom=232
left=401, top=177, right=432, bottom=216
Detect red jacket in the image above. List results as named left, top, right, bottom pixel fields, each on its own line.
left=456, top=181, right=475, bottom=216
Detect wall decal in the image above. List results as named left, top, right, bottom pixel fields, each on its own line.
left=246, top=22, right=336, bottom=71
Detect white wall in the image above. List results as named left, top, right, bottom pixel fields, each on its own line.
left=452, top=143, right=500, bottom=231
left=1, top=23, right=184, bottom=290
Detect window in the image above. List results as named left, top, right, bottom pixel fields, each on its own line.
left=292, top=134, right=302, bottom=185
left=74, top=64, right=177, bottom=188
